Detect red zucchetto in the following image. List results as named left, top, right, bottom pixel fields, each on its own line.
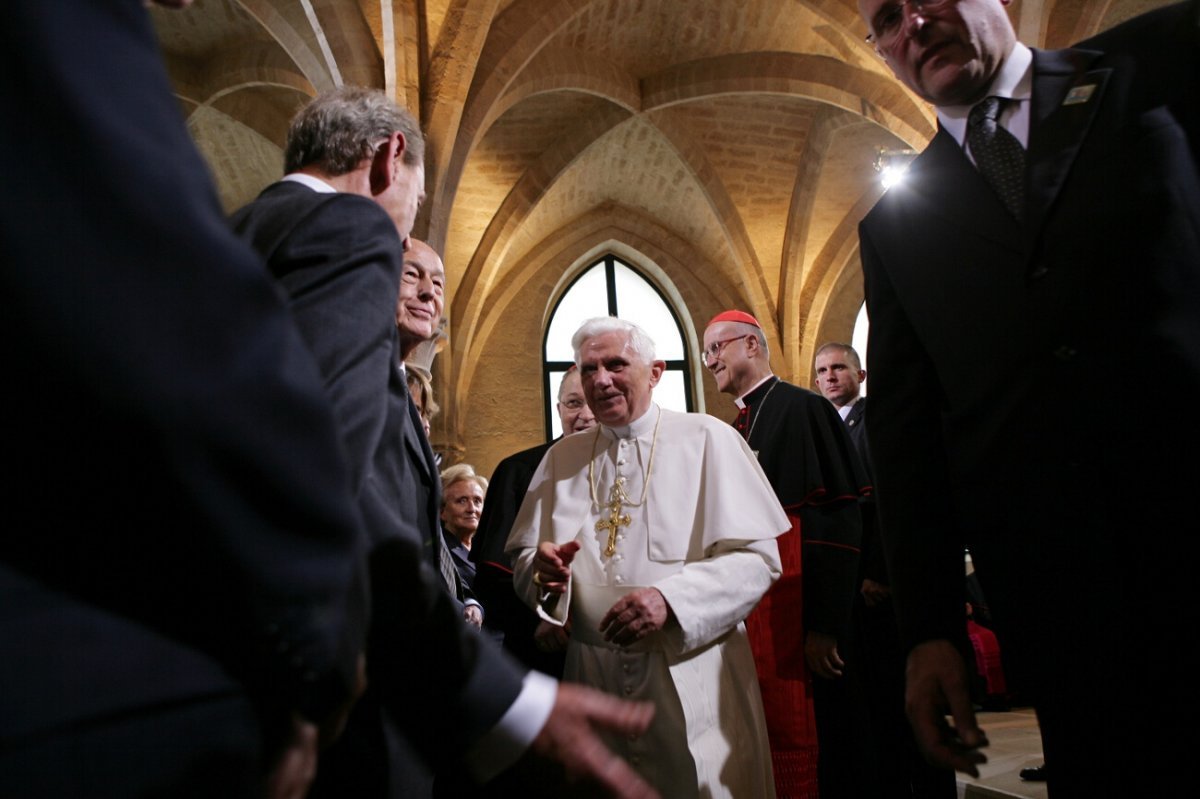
left=707, top=310, right=761, bottom=328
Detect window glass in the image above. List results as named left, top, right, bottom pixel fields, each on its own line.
left=853, top=302, right=869, bottom=396
left=612, top=261, right=685, bottom=359
left=545, top=264, right=608, bottom=362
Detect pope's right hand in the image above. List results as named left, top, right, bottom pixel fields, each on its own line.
left=534, top=541, right=580, bottom=594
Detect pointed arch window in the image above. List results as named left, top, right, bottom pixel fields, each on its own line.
left=543, top=255, right=693, bottom=438
left=853, top=302, right=869, bottom=395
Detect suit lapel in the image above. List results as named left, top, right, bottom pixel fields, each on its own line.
left=845, top=399, right=865, bottom=431
left=401, top=371, right=438, bottom=489
left=400, top=367, right=459, bottom=593
left=910, top=129, right=1022, bottom=251
left=1025, top=48, right=1109, bottom=250
left=900, top=50, right=1109, bottom=265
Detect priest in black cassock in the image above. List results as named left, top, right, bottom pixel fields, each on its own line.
left=470, top=366, right=597, bottom=675
left=702, top=310, right=870, bottom=799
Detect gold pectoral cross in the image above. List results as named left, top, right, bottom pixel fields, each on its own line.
left=595, top=478, right=631, bottom=558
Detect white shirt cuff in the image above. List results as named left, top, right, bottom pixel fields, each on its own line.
left=464, top=669, right=558, bottom=783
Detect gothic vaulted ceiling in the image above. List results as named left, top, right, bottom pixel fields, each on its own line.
left=151, top=0, right=1168, bottom=468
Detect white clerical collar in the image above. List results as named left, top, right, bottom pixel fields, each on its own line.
left=600, top=403, right=660, bottom=441
left=282, top=172, right=338, bottom=193
left=734, top=374, right=776, bottom=410
left=937, top=42, right=1033, bottom=150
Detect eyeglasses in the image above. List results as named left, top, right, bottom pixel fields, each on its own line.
left=864, top=0, right=955, bottom=52
left=700, top=336, right=748, bottom=363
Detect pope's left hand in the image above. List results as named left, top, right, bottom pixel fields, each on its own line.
left=600, top=588, right=672, bottom=646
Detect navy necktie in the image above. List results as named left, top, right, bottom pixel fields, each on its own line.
left=967, top=96, right=1025, bottom=222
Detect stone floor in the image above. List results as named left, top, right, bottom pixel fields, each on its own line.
left=957, top=708, right=1048, bottom=799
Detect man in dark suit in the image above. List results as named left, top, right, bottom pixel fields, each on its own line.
left=232, top=86, right=655, bottom=799
left=472, top=366, right=596, bottom=674
left=814, top=343, right=955, bottom=799
left=1, top=2, right=367, bottom=797
left=856, top=0, right=1200, bottom=794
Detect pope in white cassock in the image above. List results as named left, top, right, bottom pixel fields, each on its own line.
left=506, top=316, right=789, bottom=797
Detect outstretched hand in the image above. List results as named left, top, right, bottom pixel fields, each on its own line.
left=528, top=683, right=659, bottom=797
left=534, top=540, right=580, bottom=594
left=905, top=639, right=989, bottom=776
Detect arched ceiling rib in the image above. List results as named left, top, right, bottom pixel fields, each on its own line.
left=147, top=0, right=1169, bottom=467
left=449, top=101, right=635, bottom=361
left=451, top=203, right=740, bottom=409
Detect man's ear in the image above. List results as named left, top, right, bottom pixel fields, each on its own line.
left=369, top=131, right=405, bottom=195
left=648, top=360, right=666, bottom=387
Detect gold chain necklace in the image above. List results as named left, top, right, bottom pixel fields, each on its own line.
left=588, top=406, right=663, bottom=557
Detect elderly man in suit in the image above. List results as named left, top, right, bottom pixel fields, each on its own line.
left=856, top=0, right=1200, bottom=794
left=232, top=87, right=655, bottom=798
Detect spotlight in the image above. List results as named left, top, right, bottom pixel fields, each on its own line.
left=873, top=147, right=917, bottom=189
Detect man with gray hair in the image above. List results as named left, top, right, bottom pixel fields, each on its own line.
left=508, top=316, right=789, bottom=797
left=233, top=90, right=656, bottom=799
left=702, top=312, right=869, bottom=798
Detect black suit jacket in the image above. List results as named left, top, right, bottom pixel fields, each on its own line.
left=842, top=399, right=886, bottom=586
left=860, top=4, right=1200, bottom=665
left=471, top=441, right=566, bottom=674
left=1, top=1, right=365, bottom=790
left=473, top=442, right=555, bottom=572
left=232, top=181, right=525, bottom=796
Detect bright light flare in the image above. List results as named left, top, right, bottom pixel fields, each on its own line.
left=879, top=164, right=909, bottom=189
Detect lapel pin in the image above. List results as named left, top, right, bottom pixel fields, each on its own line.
left=1063, top=84, right=1096, bottom=106
left=848, top=418, right=857, bottom=426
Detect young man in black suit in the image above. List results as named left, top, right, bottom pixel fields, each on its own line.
left=814, top=343, right=956, bottom=799
left=856, top=0, right=1200, bottom=794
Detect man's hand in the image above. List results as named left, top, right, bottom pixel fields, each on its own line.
left=464, top=603, right=483, bottom=628
left=264, top=713, right=318, bottom=799
left=534, top=541, right=580, bottom=594
left=861, top=578, right=892, bottom=608
left=318, top=653, right=367, bottom=747
left=906, top=639, right=988, bottom=776
left=805, top=631, right=845, bottom=678
left=600, top=588, right=671, bottom=646
left=535, top=619, right=571, bottom=653
left=529, top=683, right=659, bottom=798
